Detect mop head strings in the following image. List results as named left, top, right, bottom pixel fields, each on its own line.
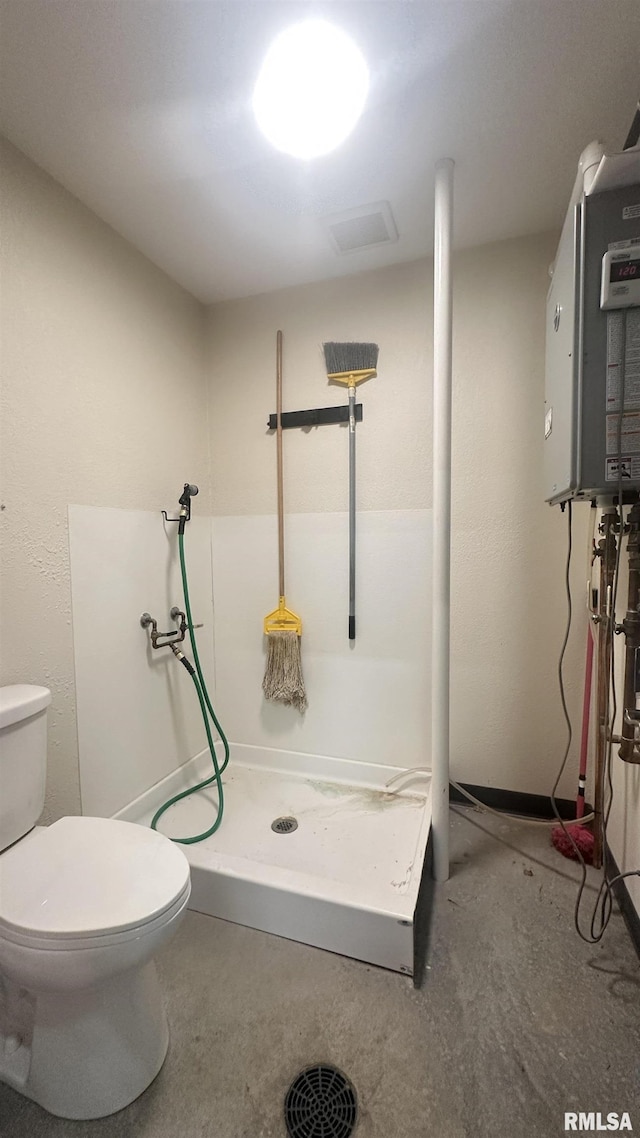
left=263, top=630, right=308, bottom=712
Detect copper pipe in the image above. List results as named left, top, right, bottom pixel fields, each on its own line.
left=593, top=510, right=617, bottom=869
left=619, top=586, right=640, bottom=764
left=619, top=501, right=640, bottom=765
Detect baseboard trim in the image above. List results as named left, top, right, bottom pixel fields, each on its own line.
left=605, top=846, right=640, bottom=961
left=450, top=782, right=579, bottom=821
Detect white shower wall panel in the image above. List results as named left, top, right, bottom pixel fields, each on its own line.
left=211, top=509, right=432, bottom=769
left=68, top=505, right=216, bottom=817
left=70, top=506, right=431, bottom=821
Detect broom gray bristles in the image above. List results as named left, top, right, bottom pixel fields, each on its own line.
left=262, top=631, right=307, bottom=712
left=323, top=341, right=379, bottom=375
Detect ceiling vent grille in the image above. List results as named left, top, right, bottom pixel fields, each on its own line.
left=323, top=201, right=399, bottom=255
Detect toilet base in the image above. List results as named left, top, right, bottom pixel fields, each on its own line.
left=0, top=960, right=169, bottom=1119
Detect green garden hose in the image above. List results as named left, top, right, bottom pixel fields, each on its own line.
left=151, top=530, right=230, bottom=844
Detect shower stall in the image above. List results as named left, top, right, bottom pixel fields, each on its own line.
left=69, top=502, right=433, bottom=977
left=116, top=743, right=431, bottom=975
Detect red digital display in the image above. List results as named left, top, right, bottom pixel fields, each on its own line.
left=611, top=260, right=639, bottom=283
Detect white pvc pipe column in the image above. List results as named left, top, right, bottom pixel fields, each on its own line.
left=432, top=157, right=454, bottom=883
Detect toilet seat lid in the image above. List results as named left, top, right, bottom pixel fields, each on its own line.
left=0, top=816, right=190, bottom=941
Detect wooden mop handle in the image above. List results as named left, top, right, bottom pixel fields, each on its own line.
left=276, top=330, right=285, bottom=598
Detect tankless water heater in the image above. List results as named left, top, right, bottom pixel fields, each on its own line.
left=544, top=144, right=640, bottom=504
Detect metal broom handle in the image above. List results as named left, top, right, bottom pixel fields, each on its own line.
left=349, top=382, right=356, bottom=640
left=276, top=330, right=285, bottom=599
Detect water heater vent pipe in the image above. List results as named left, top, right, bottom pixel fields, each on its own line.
left=432, top=157, right=454, bottom=883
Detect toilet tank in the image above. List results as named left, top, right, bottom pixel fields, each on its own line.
left=0, top=685, right=51, bottom=852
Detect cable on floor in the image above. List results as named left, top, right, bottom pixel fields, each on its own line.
left=385, top=769, right=595, bottom=827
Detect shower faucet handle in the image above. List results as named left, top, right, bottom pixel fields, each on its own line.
left=169, top=606, right=203, bottom=629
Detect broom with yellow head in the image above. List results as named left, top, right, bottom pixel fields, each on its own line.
left=262, top=330, right=307, bottom=712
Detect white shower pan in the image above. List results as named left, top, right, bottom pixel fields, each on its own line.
left=115, top=746, right=432, bottom=976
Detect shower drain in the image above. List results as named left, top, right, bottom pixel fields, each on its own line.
left=271, top=816, right=298, bottom=834
left=285, top=1065, right=358, bottom=1138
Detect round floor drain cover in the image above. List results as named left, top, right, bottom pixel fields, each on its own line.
left=285, top=1064, right=357, bottom=1138
left=271, top=816, right=298, bottom=834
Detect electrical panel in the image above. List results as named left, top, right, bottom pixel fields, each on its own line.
left=544, top=163, right=640, bottom=504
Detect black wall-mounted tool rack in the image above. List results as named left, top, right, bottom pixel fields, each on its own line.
left=267, top=404, right=363, bottom=430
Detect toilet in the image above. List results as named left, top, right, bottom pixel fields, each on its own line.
left=0, top=685, right=191, bottom=1120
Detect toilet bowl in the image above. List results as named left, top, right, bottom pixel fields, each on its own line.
left=0, top=815, right=191, bottom=1119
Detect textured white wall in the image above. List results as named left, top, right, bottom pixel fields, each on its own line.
left=207, top=237, right=591, bottom=799
left=450, top=239, right=590, bottom=797
left=0, top=139, right=210, bottom=823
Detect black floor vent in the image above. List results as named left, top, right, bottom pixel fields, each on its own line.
left=285, top=1065, right=357, bottom=1138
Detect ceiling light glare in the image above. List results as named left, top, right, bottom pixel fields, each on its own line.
left=253, top=20, right=369, bottom=160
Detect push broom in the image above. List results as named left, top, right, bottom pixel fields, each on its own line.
left=262, top=330, right=307, bottom=712
left=323, top=342, right=378, bottom=640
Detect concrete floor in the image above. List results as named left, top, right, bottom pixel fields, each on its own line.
left=2, top=808, right=639, bottom=1137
